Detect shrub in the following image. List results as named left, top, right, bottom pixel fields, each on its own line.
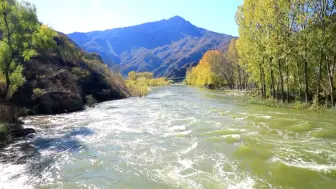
left=125, top=72, right=171, bottom=97
left=86, top=95, right=97, bottom=107
left=126, top=80, right=149, bottom=97
left=0, top=123, right=8, bottom=134
left=33, top=88, right=44, bottom=98
left=0, top=122, right=11, bottom=147
left=71, top=67, right=89, bottom=77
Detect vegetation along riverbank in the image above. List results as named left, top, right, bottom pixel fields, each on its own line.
left=186, top=0, right=335, bottom=111
left=126, top=71, right=171, bottom=97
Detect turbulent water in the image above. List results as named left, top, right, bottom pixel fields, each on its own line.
left=1, top=85, right=336, bottom=189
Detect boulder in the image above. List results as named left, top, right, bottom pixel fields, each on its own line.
left=10, top=128, right=36, bottom=138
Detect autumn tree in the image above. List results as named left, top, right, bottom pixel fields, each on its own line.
left=186, top=45, right=245, bottom=90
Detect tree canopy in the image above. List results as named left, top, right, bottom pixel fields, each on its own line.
left=0, top=0, right=57, bottom=99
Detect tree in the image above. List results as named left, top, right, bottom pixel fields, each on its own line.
left=186, top=51, right=219, bottom=87
left=227, top=39, right=243, bottom=89
left=128, top=71, right=137, bottom=81
left=0, top=0, right=56, bottom=99
left=186, top=47, right=245, bottom=90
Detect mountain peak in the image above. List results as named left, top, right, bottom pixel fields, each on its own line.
left=168, top=15, right=186, bottom=22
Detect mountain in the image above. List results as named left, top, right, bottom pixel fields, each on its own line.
left=68, top=16, right=234, bottom=78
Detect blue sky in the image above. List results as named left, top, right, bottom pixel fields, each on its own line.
left=26, top=0, right=243, bottom=36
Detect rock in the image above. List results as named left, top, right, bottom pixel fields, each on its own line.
left=37, top=91, right=83, bottom=114
left=10, top=128, right=36, bottom=138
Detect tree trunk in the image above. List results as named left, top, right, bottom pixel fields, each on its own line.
left=316, top=48, right=324, bottom=102
left=304, top=59, right=309, bottom=103
left=278, top=59, right=284, bottom=102
left=296, top=62, right=302, bottom=101
left=241, top=70, right=245, bottom=90
left=270, top=58, right=275, bottom=99
left=4, top=69, right=10, bottom=99
left=286, top=63, right=290, bottom=103
left=327, top=56, right=335, bottom=107
left=238, top=65, right=242, bottom=90
left=263, top=75, right=267, bottom=98
left=294, top=72, right=297, bottom=100
left=276, top=77, right=280, bottom=100
left=245, top=73, right=248, bottom=90
left=259, top=63, right=263, bottom=98
left=2, top=6, right=13, bottom=99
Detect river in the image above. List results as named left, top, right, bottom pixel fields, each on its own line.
left=1, top=85, right=336, bottom=189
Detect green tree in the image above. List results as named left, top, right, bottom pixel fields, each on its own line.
left=0, top=0, right=56, bottom=99
left=236, top=0, right=335, bottom=107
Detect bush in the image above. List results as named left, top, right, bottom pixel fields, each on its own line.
left=33, top=88, right=44, bottom=98
left=0, top=122, right=11, bottom=147
left=125, top=72, right=170, bottom=97
left=126, top=80, right=149, bottom=97
left=86, top=95, right=97, bottom=107
left=0, top=123, right=8, bottom=134
left=71, top=67, right=89, bottom=77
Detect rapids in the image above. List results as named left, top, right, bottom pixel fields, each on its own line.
left=1, top=85, right=336, bottom=189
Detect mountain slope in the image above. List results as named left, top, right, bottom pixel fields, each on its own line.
left=10, top=33, right=131, bottom=115
left=68, top=16, right=234, bottom=78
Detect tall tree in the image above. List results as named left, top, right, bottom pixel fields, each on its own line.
left=0, top=0, right=56, bottom=99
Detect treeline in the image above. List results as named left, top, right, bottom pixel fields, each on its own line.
left=187, top=0, right=335, bottom=108
left=236, top=0, right=335, bottom=107
left=186, top=39, right=248, bottom=90
left=126, top=71, right=171, bottom=97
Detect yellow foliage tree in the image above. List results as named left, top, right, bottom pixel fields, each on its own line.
left=186, top=50, right=222, bottom=87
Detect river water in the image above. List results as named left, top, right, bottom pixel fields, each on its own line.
left=1, top=85, right=336, bottom=189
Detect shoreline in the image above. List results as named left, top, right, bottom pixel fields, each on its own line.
left=205, top=88, right=336, bottom=114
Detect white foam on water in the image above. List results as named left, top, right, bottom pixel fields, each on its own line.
left=235, top=117, right=247, bottom=121
left=147, top=90, right=173, bottom=98
left=165, top=130, right=192, bottom=137
left=178, top=159, right=194, bottom=169
left=221, top=134, right=241, bottom=140
left=0, top=164, right=33, bottom=189
left=261, top=116, right=272, bottom=119
left=228, top=177, right=255, bottom=189
left=169, top=125, right=187, bottom=132
left=180, top=141, right=198, bottom=154
left=153, top=164, right=203, bottom=189
left=271, top=157, right=336, bottom=173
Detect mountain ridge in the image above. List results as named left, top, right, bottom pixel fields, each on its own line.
left=68, top=16, right=234, bottom=78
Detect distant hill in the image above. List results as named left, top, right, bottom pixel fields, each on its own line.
left=68, top=16, right=234, bottom=78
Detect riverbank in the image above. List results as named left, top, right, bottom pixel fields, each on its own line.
left=245, top=98, right=336, bottom=114
left=0, top=103, right=36, bottom=147
left=202, top=88, right=336, bottom=114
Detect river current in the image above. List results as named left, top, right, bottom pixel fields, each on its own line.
left=1, top=85, right=336, bottom=189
